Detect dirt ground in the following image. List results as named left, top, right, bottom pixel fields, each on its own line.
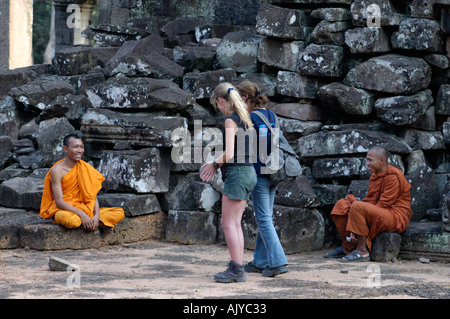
left=0, top=239, right=448, bottom=300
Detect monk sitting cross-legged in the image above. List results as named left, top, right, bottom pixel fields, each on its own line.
left=40, top=134, right=124, bottom=231
left=324, top=146, right=412, bottom=262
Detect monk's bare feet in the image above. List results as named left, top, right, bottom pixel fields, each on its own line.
left=98, top=221, right=113, bottom=235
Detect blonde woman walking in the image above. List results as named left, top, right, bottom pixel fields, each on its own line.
left=200, top=82, right=257, bottom=283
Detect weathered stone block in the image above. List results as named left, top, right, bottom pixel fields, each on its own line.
left=216, top=31, right=262, bottom=73
left=0, top=208, right=42, bottom=249
left=243, top=203, right=325, bottom=254
left=310, top=7, right=351, bottom=22
left=350, top=0, right=408, bottom=27
left=52, top=45, right=118, bottom=76
left=297, top=129, right=412, bottom=158
left=401, top=129, right=445, bottom=151
left=258, top=37, right=306, bottom=71
left=351, top=54, right=432, bottom=94
left=37, top=117, right=77, bottom=167
left=0, top=177, right=44, bottom=209
left=312, top=157, right=363, bottom=179
left=256, top=3, right=313, bottom=40
left=82, top=24, right=150, bottom=47
left=160, top=173, right=221, bottom=213
left=443, top=122, right=450, bottom=144
left=48, top=256, right=80, bottom=271
left=348, top=180, right=369, bottom=201
left=105, top=52, right=184, bottom=80
left=406, top=166, right=441, bottom=221
left=81, top=108, right=188, bottom=148
left=392, top=18, right=445, bottom=53
left=310, top=21, right=350, bottom=46
left=173, top=45, right=216, bottom=72
left=318, top=82, right=375, bottom=115
left=97, top=193, right=161, bottom=217
left=370, top=232, right=402, bottom=262
left=183, top=68, right=236, bottom=99
left=0, top=67, right=38, bottom=98
left=435, top=84, right=450, bottom=115
left=271, top=102, right=324, bottom=121
left=9, top=79, right=74, bottom=110
left=298, top=44, right=345, bottom=77
left=277, top=71, right=324, bottom=99
left=166, top=210, right=217, bottom=244
left=86, top=77, right=194, bottom=110
left=278, top=117, right=322, bottom=142
left=37, top=94, right=92, bottom=124
left=312, top=184, right=348, bottom=206
left=345, top=27, right=390, bottom=54
left=98, top=148, right=170, bottom=193
left=375, top=89, right=433, bottom=126
left=20, top=213, right=166, bottom=250
left=107, top=213, right=167, bottom=244
left=274, top=176, right=320, bottom=208
left=399, top=221, right=450, bottom=262
left=20, top=224, right=104, bottom=250
left=0, top=136, right=14, bottom=169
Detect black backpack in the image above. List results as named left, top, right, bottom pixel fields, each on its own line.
left=252, top=110, right=302, bottom=182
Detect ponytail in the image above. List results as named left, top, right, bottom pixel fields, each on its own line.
left=236, top=80, right=270, bottom=111
left=210, top=82, right=253, bottom=130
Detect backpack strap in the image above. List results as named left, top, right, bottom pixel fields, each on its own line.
left=252, top=110, right=278, bottom=135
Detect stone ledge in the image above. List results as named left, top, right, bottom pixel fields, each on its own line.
left=399, top=222, right=450, bottom=262
left=0, top=207, right=167, bottom=251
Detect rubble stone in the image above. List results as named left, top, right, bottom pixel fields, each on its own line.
left=98, top=148, right=170, bottom=193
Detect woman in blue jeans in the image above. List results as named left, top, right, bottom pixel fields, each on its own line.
left=237, top=80, right=288, bottom=277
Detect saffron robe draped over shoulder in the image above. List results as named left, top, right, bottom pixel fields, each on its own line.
left=331, top=165, right=412, bottom=252
left=40, top=159, right=124, bottom=228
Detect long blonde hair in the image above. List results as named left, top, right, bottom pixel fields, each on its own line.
left=210, top=82, right=253, bottom=129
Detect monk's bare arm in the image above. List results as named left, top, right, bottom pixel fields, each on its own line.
left=51, top=167, right=92, bottom=227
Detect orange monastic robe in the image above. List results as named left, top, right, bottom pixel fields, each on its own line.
left=331, top=165, right=412, bottom=252
left=40, top=159, right=124, bottom=229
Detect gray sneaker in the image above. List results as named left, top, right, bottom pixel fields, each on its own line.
left=214, top=261, right=247, bottom=283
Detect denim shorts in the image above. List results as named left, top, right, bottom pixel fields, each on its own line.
left=222, top=165, right=257, bottom=200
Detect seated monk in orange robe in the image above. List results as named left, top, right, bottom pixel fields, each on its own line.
left=40, top=134, right=124, bottom=230
left=324, top=146, right=412, bottom=262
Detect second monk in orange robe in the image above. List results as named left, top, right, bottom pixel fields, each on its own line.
left=40, top=134, right=124, bottom=230
left=325, top=146, right=412, bottom=262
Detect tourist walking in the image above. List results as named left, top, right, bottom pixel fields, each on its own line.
left=200, top=82, right=257, bottom=283
left=237, top=80, right=288, bottom=277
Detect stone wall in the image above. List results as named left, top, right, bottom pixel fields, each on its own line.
left=0, top=0, right=449, bottom=260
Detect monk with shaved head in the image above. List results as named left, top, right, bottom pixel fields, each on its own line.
left=324, top=146, right=412, bottom=262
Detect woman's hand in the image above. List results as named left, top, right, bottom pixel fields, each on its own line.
left=200, top=161, right=217, bottom=182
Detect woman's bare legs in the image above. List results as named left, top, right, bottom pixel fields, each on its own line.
left=221, top=194, right=247, bottom=264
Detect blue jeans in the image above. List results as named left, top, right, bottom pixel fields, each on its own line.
left=250, top=177, right=288, bottom=269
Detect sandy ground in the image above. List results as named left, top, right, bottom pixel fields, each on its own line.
left=0, top=239, right=448, bottom=300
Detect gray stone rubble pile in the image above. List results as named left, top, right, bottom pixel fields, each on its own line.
left=0, top=0, right=448, bottom=261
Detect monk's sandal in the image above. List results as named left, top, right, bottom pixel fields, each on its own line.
left=339, top=250, right=370, bottom=263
